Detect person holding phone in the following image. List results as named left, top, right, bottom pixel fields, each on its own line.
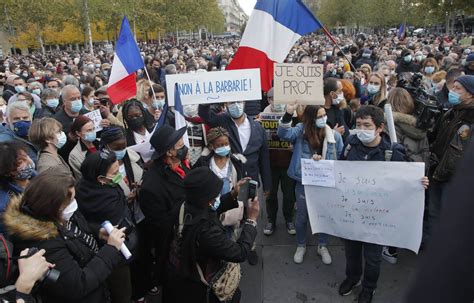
left=278, top=103, right=343, bottom=265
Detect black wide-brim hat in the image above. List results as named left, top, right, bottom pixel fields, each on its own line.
left=150, top=125, right=187, bottom=160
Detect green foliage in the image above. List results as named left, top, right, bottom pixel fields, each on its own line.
left=315, top=0, right=472, bottom=28
left=0, top=0, right=225, bottom=47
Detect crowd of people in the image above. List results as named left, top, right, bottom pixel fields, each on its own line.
left=0, top=30, right=473, bottom=303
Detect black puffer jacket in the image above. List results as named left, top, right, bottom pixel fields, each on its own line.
left=163, top=193, right=257, bottom=303
left=4, top=196, right=123, bottom=303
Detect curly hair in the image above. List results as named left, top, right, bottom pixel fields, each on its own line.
left=206, top=127, right=229, bottom=146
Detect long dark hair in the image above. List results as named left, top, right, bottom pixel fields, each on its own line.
left=302, top=105, right=325, bottom=151
left=121, top=99, right=154, bottom=131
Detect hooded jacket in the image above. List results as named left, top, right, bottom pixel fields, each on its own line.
left=392, top=112, right=430, bottom=171
left=4, top=196, right=122, bottom=303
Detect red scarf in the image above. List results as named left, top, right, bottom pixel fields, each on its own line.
left=168, top=159, right=190, bottom=179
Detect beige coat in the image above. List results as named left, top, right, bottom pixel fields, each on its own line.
left=37, top=151, right=72, bottom=176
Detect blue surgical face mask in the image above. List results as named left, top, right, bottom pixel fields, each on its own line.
left=448, top=91, right=462, bottom=105
left=113, top=149, right=127, bottom=161
left=211, top=196, right=221, bottom=211
left=88, top=98, right=95, bottom=106
left=46, top=98, right=59, bottom=109
left=404, top=55, right=412, bottom=63
left=367, top=84, right=380, bottom=95
left=315, top=116, right=327, bottom=129
left=84, top=131, right=96, bottom=142
left=152, top=99, right=165, bottom=110
left=55, top=131, right=67, bottom=149
left=32, top=89, right=41, bottom=96
left=12, top=121, right=31, bottom=138
left=70, top=99, right=83, bottom=113
left=424, top=66, right=435, bottom=74
left=215, top=145, right=231, bottom=157
left=15, top=85, right=26, bottom=93
left=227, top=103, right=244, bottom=119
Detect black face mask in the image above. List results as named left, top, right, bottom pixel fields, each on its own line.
left=176, top=145, right=188, bottom=162
left=127, top=116, right=145, bottom=130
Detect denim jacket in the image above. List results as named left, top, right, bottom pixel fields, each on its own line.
left=277, top=121, right=343, bottom=182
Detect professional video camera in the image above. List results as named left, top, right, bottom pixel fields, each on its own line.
left=397, top=72, right=441, bottom=130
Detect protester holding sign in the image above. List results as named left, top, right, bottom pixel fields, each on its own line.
left=323, top=78, right=349, bottom=139
left=278, top=103, right=343, bottom=265
left=261, top=88, right=296, bottom=236
left=338, top=105, right=428, bottom=303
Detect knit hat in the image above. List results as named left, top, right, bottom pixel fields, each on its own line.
left=184, top=167, right=223, bottom=208
left=466, top=53, right=474, bottom=63
left=455, top=75, right=474, bottom=95
left=100, top=127, right=125, bottom=146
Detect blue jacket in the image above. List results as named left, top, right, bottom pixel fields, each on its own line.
left=0, top=181, right=24, bottom=234
left=0, top=123, right=39, bottom=164
left=340, top=133, right=406, bottom=162
left=198, top=104, right=272, bottom=191
left=277, top=122, right=343, bottom=183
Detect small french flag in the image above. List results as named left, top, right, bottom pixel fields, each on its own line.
left=107, top=17, right=144, bottom=104
left=227, top=0, right=323, bottom=92
left=174, top=84, right=189, bottom=147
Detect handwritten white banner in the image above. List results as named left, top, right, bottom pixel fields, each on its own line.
left=304, top=161, right=425, bottom=253
left=166, top=69, right=262, bottom=106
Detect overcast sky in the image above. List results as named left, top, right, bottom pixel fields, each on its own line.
left=238, top=0, right=256, bottom=16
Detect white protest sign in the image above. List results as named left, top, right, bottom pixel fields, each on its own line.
left=128, top=142, right=154, bottom=163
left=166, top=69, right=262, bottom=106
left=304, top=161, right=425, bottom=253
left=84, top=109, right=103, bottom=132
left=273, top=63, right=324, bottom=105
left=302, top=159, right=336, bottom=188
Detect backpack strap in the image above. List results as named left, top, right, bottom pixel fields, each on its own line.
left=343, top=144, right=352, bottom=159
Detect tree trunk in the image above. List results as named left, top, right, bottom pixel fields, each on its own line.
left=37, top=34, right=45, bottom=55
left=83, top=0, right=94, bottom=55
left=445, top=12, right=450, bottom=34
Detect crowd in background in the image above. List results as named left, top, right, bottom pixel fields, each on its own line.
left=0, top=31, right=473, bottom=303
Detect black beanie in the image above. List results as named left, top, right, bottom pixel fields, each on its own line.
left=184, top=167, right=223, bottom=208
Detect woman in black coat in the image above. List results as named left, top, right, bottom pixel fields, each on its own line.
left=163, top=167, right=260, bottom=303
left=4, top=170, right=126, bottom=303
left=75, top=151, right=137, bottom=303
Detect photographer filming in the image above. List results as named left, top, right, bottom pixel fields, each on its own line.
left=427, top=75, right=474, bottom=243
left=0, top=247, right=55, bottom=303
left=3, top=169, right=127, bottom=303
left=163, top=167, right=259, bottom=303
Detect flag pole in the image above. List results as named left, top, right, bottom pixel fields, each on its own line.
left=321, top=26, right=358, bottom=72
left=143, top=67, right=158, bottom=103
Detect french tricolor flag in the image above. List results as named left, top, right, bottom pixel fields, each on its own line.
left=227, top=0, right=323, bottom=92
left=107, top=17, right=144, bottom=104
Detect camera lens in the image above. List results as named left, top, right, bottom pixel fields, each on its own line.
left=42, top=269, right=60, bottom=284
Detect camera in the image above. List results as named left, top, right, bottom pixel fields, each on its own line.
left=24, top=247, right=60, bottom=285
left=397, top=72, right=441, bottom=130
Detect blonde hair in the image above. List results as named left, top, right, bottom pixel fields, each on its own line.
left=368, top=72, right=387, bottom=106
left=432, top=71, right=447, bottom=83
left=136, top=79, right=152, bottom=102
left=29, top=118, right=63, bottom=149
left=387, top=87, right=415, bottom=114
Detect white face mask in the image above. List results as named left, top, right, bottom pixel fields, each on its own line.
left=332, top=92, right=345, bottom=105
left=356, top=129, right=377, bottom=144
left=62, top=199, right=78, bottom=221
